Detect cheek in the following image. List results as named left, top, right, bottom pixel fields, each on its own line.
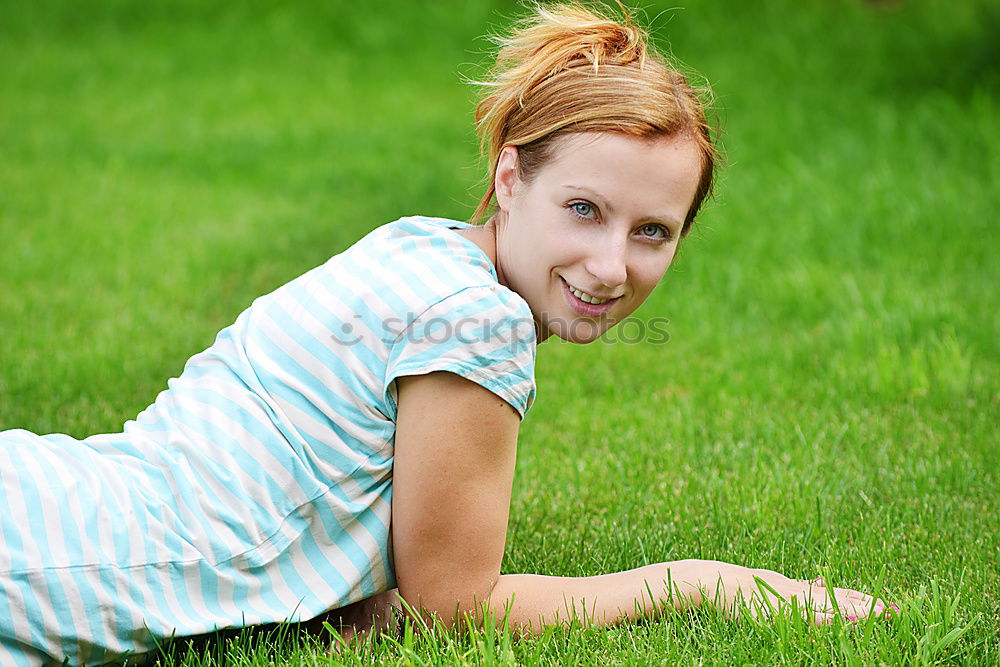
left=518, top=223, right=570, bottom=267
left=634, top=254, right=675, bottom=294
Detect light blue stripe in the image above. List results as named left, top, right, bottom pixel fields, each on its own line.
left=75, top=437, right=157, bottom=587
left=276, top=492, right=376, bottom=600
left=294, top=520, right=354, bottom=607
left=388, top=353, right=532, bottom=417
left=178, top=362, right=313, bottom=462
left=51, top=473, right=112, bottom=655
left=182, top=383, right=327, bottom=497
left=405, top=217, right=498, bottom=280
left=404, top=233, right=489, bottom=288
left=2, top=435, right=101, bottom=656
left=332, top=252, right=413, bottom=321
left=248, top=325, right=386, bottom=473
left=145, top=388, right=383, bottom=628
left=155, top=520, right=213, bottom=636
left=165, top=407, right=296, bottom=549
left=130, top=480, right=249, bottom=639
left=377, top=482, right=397, bottom=588
left=326, top=476, right=390, bottom=539
left=372, top=241, right=440, bottom=312
left=263, top=297, right=385, bottom=426
left=282, top=274, right=385, bottom=367
left=0, top=436, right=52, bottom=656
left=113, top=528, right=149, bottom=651
left=270, top=506, right=341, bottom=622
left=292, top=279, right=402, bottom=422
left=202, top=544, right=273, bottom=628
left=189, top=360, right=383, bottom=487
left=188, top=560, right=226, bottom=634
left=131, top=473, right=171, bottom=638
left=385, top=289, right=517, bottom=373
left=178, top=383, right=307, bottom=487
left=304, top=496, right=383, bottom=599
left=0, top=638, right=35, bottom=667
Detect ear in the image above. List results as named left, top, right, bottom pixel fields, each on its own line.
left=493, top=146, right=520, bottom=213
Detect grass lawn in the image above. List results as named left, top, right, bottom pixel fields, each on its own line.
left=1, top=0, right=997, bottom=664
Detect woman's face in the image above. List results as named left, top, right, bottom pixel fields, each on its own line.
left=492, top=132, right=703, bottom=344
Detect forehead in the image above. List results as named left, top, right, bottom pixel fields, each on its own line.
left=534, top=132, right=702, bottom=220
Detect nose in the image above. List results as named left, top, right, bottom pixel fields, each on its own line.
left=584, top=236, right=628, bottom=289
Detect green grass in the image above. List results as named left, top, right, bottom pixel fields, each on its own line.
left=1, top=0, right=997, bottom=664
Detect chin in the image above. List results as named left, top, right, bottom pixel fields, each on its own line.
left=544, top=317, right=610, bottom=344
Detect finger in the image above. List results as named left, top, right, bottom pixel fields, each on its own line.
left=811, top=609, right=837, bottom=626
left=867, top=597, right=893, bottom=617
left=833, top=588, right=885, bottom=617
left=832, top=588, right=867, bottom=611
left=840, top=587, right=876, bottom=606
left=833, top=596, right=870, bottom=617
left=799, top=586, right=835, bottom=613
left=812, top=585, right=865, bottom=616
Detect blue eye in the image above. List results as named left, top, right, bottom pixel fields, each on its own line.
left=570, top=202, right=595, bottom=218
left=639, top=224, right=670, bottom=240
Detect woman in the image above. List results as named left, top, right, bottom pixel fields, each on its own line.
left=0, top=3, right=889, bottom=664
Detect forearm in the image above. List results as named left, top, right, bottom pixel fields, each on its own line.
left=336, top=558, right=883, bottom=643
left=483, top=559, right=723, bottom=635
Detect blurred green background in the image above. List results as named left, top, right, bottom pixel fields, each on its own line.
left=1, top=0, right=997, bottom=663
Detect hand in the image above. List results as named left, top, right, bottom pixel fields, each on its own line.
left=303, top=588, right=401, bottom=651
left=681, top=560, right=892, bottom=625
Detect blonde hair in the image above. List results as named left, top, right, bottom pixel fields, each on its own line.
left=473, top=2, right=718, bottom=235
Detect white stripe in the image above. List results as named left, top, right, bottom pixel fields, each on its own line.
left=255, top=311, right=389, bottom=451
left=136, top=500, right=204, bottom=640
left=170, top=372, right=323, bottom=510
left=0, top=636, right=46, bottom=667
left=250, top=390, right=372, bottom=499
left=316, top=257, right=411, bottom=330
left=246, top=334, right=369, bottom=452
left=286, top=276, right=389, bottom=400
left=80, top=434, right=149, bottom=656
left=4, top=443, right=93, bottom=656
left=161, top=402, right=304, bottom=564
left=85, top=431, right=167, bottom=652
left=166, top=393, right=299, bottom=547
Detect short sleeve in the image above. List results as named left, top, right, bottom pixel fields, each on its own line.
left=383, top=285, right=537, bottom=419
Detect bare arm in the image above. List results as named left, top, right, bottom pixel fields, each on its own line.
left=486, top=563, right=695, bottom=631
left=487, top=560, right=887, bottom=632
left=387, top=372, right=886, bottom=639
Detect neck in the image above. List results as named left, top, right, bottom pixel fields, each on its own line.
left=480, top=215, right=507, bottom=288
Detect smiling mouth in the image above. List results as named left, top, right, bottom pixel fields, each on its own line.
left=560, top=277, right=621, bottom=316
left=567, top=284, right=613, bottom=304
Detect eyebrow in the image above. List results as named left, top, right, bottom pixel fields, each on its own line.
left=559, top=184, right=683, bottom=229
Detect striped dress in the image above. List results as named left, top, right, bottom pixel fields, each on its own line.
left=0, top=216, right=537, bottom=665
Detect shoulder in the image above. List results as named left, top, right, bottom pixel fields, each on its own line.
left=376, top=219, right=538, bottom=419
left=333, top=215, right=530, bottom=327
left=361, top=215, right=497, bottom=289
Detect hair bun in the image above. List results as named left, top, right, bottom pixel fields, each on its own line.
left=529, top=4, right=646, bottom=70
left=492, top=4, right=648, bottom=101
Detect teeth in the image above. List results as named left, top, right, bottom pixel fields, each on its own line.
left=568, top=284, right=610, bottom=305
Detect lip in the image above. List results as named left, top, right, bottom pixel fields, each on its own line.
left=560, top=277, right=621, bottom=317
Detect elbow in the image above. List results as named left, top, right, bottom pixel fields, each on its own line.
left=397, top=573, right=500, bottom=629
